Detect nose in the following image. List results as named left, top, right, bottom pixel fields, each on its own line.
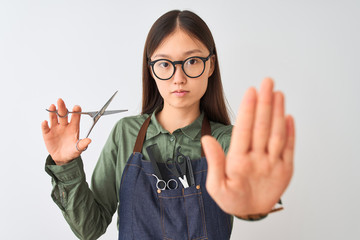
left=172, top=64, right=187, bottom=84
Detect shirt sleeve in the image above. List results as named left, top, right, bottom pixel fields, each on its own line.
left=44, top=122, right=122, bottom=240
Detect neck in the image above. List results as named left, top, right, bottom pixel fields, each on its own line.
left=156, top=104, right=201, bottom=134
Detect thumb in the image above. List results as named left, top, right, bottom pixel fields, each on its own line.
left=77, top=138, right=92, bottom=152
left=201, top=135, right=226, bottom=196
left=41, top=120, right=50, bottom=135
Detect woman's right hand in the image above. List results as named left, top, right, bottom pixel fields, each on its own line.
left=41, top=98, right=91, bottom=165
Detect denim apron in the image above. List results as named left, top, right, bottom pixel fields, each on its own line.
left=118, top=115, right=232, bottom=240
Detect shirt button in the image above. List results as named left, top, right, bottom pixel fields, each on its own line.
left=169, top=136, right=175, bottom=142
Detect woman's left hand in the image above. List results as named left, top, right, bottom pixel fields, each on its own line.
left=201, top=78, right=295, bottom=216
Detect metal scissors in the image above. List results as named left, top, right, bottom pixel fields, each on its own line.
left=166, top=146, right=189, bottom=188
left=46, top=91, right=127, bottom=138
left=146, top=144, right=179, bottom=190
left=151, top=174, right=178, bottom=190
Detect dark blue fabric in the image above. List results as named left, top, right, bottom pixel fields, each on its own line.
left=118, top=152, right=232, bottom=240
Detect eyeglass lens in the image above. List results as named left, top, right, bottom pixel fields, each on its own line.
left=153, top=57, right=205, bottom=80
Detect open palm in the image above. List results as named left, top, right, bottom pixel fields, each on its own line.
left=202, top=78, right=295, bottom=217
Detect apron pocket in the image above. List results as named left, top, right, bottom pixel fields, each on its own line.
left=158, top=185, right=207, bottom=240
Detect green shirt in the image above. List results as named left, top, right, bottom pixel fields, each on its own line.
left=45, top=112, right=233, bottom=239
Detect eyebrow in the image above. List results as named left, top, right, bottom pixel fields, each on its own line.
left=153, top=49, right=204, bottom=59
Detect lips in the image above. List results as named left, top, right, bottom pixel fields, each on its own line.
left=172, top=90, right=189, bottom=97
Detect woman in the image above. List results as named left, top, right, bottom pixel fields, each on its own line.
left=42, top=10, right=295, bottom=240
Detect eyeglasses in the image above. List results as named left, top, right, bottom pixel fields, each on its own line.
left=149, top=53, right=213, bottom=80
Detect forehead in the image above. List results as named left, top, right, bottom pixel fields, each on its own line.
left=151, top=29, right=208, bottom=59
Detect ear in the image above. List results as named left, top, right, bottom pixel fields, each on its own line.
left=149, top=65, right=155, bottom=80
left=208, top=55, right=216, bottom=77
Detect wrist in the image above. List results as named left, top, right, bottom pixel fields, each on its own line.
left=52, top=155, right=78, bottom=166
left=54, top=159, right=71, bottom=166
left=236, top=200, right=284, bottom=221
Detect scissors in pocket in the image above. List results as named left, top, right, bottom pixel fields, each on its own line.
left=46, top=91, right=127, bottom=138
left=146, top=144, right=179, bottom=190
left=166, top=146, right=190, bottom=188
left=151, top=174, right=178, bottom=190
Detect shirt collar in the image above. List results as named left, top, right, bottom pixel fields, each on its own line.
left=180, top=112, right=204, bottom=140
left=145, top=109, right=204, bottom=141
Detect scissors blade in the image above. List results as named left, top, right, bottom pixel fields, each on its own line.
left=186, top=157, right=195, bottom=186
left=85, top=91, right=119, bottom=138
left=75, top=111, right=98, bottom=118
left=102, top=109, right=128, bottom=116
left=70, top=109, right=127, bottom=118
left=45, top=109, right=98, bottom=118
left=97, top=91, right=118, bottom=117
left=178, top=175, right=189, bottom=188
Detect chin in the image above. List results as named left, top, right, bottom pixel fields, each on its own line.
left=168, top=101, right=200, bottom=111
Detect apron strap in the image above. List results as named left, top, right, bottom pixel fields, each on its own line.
left=133, top=113, right=212, bottom=157
left=133, top=114, right=152, bottom=153
left=201, top=114, right=211, bottom=157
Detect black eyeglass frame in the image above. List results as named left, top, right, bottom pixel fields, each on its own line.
left=148, top=53, right=213, bottom=80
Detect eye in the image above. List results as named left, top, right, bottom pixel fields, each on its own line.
left=158, top=61, right=170, bottom=68
left=186, top=58, right=200, bottom=66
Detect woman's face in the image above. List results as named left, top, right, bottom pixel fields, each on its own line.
left=150, top=29, right=215, bottom=113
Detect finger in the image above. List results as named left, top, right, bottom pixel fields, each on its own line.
left=41, top=120, right=50, bottom=135
left=229, top=87, right=257, bottom=154
left=77, top=138, right=92, bottom=152
left=70, top=105, right=82, bottom=125
left=48, top=104, right=58, bottom=127
left=201, top=136, right=226, bottom=195
left=57, top=98, right=69, bottom=126
left=252, top=78, right=274, bottom=152
left=268, top=91, right=286, bottom=162
left=282, top=115, right=295, bottom=165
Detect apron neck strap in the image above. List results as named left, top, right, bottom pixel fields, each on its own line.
left=133, top=113, right=212, bottom=157
left=133, top=114, right=152, bottom=154
left=200, top=114, right=211, bottom=157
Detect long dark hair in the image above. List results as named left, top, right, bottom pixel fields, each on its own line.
left=141, top=10, right=230, bottom=125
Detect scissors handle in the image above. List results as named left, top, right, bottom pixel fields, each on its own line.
left=152, top=174, right=166, bottom=190
left=174, top=146, right=187, bottom=175
left=152, top=174, right=178, bottom=190
left=85, top=123, right=96, bottom=138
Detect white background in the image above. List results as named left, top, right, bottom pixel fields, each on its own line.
left=1, top=0, right=359, bottom=239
